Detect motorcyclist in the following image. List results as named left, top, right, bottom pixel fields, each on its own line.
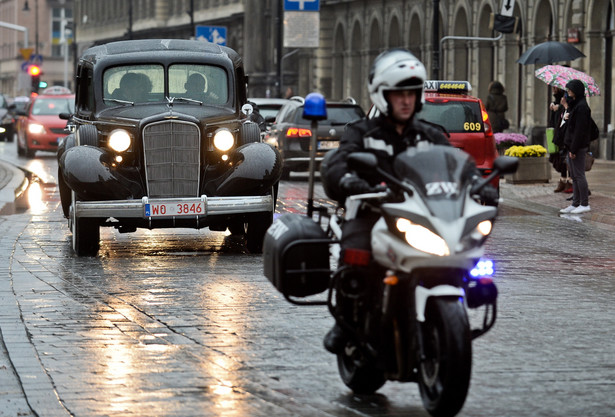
left=322, top=49, right=450, bottom=353
left=322, top=49, right=498, bottom=354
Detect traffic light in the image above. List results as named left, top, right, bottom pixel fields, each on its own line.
left=28, top=65, right=41, bottom=94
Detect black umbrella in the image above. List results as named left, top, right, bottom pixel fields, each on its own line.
left=516, top=41, right=585, bottom=65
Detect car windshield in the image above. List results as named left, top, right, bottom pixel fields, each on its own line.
left=169, top=64, right=228, bottom=104
left=0, top=95, right=6, bottom=108
left=103, top=65, right=164, bottom=104
left=102, top=64, right=229, bottom=105
left=31, top=97, right=75, bottom=115
left=295, top=105, right=364, bottom=125
left=418, top=100, right=483, bottom=134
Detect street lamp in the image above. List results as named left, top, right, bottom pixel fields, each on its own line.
left=23, top=0, right=39, bottom=56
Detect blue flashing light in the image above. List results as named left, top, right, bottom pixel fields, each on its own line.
left=470, top=258, right=494, bottom=278
left=303, top=92, right=327, bottom=121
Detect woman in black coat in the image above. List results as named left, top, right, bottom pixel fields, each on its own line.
left=560, top=79, right=591, bottom=214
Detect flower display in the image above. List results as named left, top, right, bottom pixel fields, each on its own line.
left=504, top=145, right=547, bottom=158
left=494, top=132, right=528, bottom=148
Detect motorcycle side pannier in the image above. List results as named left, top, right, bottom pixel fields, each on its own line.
left=263, top=213, right=331, bottom=297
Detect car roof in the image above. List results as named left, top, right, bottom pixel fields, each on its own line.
left=248, top=98, right=291, bottom=106
left=80, top=39, right=242, bottom=69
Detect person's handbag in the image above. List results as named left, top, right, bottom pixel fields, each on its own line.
left=590, top=117, right=600, bottom=141
left=546, top=127, right=558, bottom=153
left=585, top=151, right=595, bottom=171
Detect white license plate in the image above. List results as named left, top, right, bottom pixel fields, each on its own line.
left=145, top=201, right=205, bottom=218
left=318, top=141, right=339, bottom=150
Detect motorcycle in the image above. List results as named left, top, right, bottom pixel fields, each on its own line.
left=263, top=143, right=518, bottom=417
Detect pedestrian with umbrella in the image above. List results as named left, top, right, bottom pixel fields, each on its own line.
left=559, top=79, right=592, bottom=214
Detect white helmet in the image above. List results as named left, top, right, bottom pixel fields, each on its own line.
left=368, top=49, right=427, bottom=115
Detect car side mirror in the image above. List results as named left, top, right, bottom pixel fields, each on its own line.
left=59, top=112, right=72, bottom=120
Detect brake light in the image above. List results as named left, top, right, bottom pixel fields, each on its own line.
left=286, top=127, right=312, bottom=138
left=480, top=103, right=493, bottom=135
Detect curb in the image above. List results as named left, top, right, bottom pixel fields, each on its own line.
left=0, top=161, right=29, bottom=215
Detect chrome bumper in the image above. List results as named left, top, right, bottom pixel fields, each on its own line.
left=75, top=195, right=273, bottom=218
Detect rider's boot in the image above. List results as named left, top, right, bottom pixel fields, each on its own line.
left=324, top=324, right=347, bottom=354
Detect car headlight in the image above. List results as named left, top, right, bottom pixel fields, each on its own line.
left=108, top=129, right=131, bottom=152
left=213, top=128, right=234, bottom=152
left=28, top=123, right=45, bottom=134
left=396, top=218, right=450, bottom=256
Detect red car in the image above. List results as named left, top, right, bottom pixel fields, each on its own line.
left=420, top=81, right=499, bottom=188
left=16, top=87, right=74, bottom=158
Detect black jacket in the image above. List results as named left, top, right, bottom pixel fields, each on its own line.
left=564, top=83, right=591, bottom=154
left=324, top=115, right=450, bottom=202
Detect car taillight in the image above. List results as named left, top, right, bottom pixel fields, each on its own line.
left=286, top=127, right=312, bottom=138
left=480, top=104, right=493, bottom=135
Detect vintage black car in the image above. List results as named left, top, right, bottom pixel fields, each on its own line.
left=57, top=39, right=282, bottom=256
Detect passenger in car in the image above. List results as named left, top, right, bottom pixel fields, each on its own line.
left=184, top=73, right=224, bottom=104
left=112, top=73, right=152, bottom=102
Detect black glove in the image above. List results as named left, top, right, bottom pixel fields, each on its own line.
left=339, top=173, right=373, bottom=196
left=479, top=184, right=499, bottom=206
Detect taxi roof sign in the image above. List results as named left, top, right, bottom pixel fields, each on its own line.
left=424, top=80, right=472, bottom=93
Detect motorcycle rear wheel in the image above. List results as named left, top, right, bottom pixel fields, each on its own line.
left=418, top=297, right=471, bottom=417
left=337, top=344, right=386, bottom=395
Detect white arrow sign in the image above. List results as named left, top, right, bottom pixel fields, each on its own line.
left=500, top=0, right=515, bottom=17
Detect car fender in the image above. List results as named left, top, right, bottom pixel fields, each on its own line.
left=213, top=142, right=282, bottom=196
left=59, top=145, right=135, bottom=200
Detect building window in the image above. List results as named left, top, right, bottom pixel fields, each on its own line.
left=51, top=7, right=73, bottom=57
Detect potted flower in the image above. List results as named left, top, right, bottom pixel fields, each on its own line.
left=494, top=132, right=528, bottom=155
left=503, top=144, right=551, bottom=184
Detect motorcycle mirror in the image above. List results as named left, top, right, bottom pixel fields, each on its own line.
left=348, top=152, right=378, bottom=172
left=493, top=156, right=519, bottom=175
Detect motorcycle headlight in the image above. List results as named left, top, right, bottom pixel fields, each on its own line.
left=396, top=218, right=450, bottom=256
left=108, top=129, right=131, bottom=152
left=213, top=128, right=234, bottom=152
left=458, top=220, right=493, bottom=252
left=28, top=123, right=45, bottom=134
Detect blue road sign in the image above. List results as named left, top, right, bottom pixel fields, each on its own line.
left=284, top=0, right=320, bottom=11
left=195, top=25, right=227, bottom=46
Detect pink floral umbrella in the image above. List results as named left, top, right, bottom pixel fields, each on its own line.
left=535, top=65, right=601, bottom=96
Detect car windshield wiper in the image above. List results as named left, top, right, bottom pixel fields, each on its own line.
left=103, top=98, right=135, bottom=105
left=168, top=96, right=203, bottom=105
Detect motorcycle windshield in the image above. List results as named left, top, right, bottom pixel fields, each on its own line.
left=392, top=145, right=477, bottom=221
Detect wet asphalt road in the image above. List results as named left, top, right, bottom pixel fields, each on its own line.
left=0, top=145, right=614, bottom=416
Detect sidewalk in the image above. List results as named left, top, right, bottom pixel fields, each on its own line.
left=500, top=158, right=615, bottom=226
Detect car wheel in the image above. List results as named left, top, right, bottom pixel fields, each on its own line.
left=245, top=187, right=275, bottom=253
left=227, top=220, right=246, bottom=236
left=16, top=135, right=25, bottom=156
left=70, top=192, right=100, bottom=256
left=25, top=141, right=36, bottom=158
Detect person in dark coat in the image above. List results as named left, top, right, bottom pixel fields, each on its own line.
left=559, top=79, right=591, bottom=214
left=549, top=86, right=571, bottom=193
left=485, top=81, right=509, bottom=133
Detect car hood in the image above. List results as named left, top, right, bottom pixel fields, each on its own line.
left=96, top=103, right=237, bottom=122
left=28, top=114, right=67, bottom=129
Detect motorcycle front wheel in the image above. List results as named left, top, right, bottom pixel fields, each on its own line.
left=337, top=344, right=386, bottom=395
left=418, top=297, right=472, bottom=417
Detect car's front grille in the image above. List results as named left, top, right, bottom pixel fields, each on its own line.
left=142, top=120, right=200, bottom=198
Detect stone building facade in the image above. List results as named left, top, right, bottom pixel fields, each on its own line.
left=2, top=1, right=613, bottom=155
